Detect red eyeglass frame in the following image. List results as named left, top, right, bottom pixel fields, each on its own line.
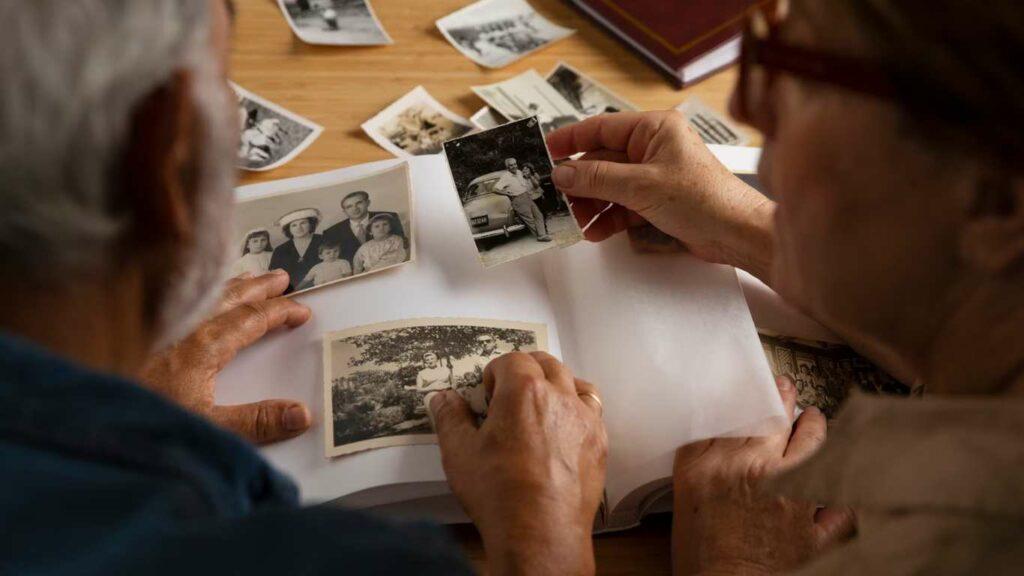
left=735, top=1, right=899, bottom=120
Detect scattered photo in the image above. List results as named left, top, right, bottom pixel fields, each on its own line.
left=470, top=106, right=508, bottom=131
left=277, top=0, right=392, bottom=45
left=362, top=87, right=473, bottom=158
left=324, top=318, right=548, bottom=457
left=232, top=163, right=414, bottom=294
left=759, top=331, right=917, bottom=418
left=233, top=83, right=323, bottom=172
left=472, top=69, right=583, bottom=134
left=437, top=0, right=574, bottom=69
left=443, top=117, right=583, bottom=268
left=546, top=62, right=638, bottom=117
left=676, top=97, right=749, bottom=146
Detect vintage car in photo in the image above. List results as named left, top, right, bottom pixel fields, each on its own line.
left=460, top=170, right=560, bottom=248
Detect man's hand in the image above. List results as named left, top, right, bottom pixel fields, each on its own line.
left=140, top=270, right=313, bottom=445
left=546, top=111, right=775, bottom=281
left=430, top=352, right=608, bottom=576
left=672, top=376, right=856, bottom=576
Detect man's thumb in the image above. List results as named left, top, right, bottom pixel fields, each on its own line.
left=428, top=391, right=476, bottom=455
left=552, top=159, right=643, bottom=205
left=212, top=400, right=311, bottom=446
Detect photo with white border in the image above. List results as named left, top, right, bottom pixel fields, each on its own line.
left=232, top=162, right=414, bottom=295
left=545, top=62, right=639, bottom=117
left=437, top=0, right=574, bottom=69
left=277, top=0, right=392, bottom=46
left=323, top=317, right=548, bottom=458
left=233, top=83, right=323, bottom=172
left=361, top=86, right=474, bottom=158
left=471, top=69, right=583, bottom=134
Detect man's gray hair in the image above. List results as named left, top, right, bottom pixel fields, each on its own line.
left=0, top=0, right=216, bottom=280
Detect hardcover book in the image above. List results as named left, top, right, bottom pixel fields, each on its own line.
left=566, top=0, right=762, bottom=87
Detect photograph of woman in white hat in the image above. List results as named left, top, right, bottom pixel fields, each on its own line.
left=269, top=208, right=324, bottom=293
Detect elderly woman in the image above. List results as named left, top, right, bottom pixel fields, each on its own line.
left=269, top=208, right=324, bottom=293
left=542, top=0, right=1024, bottom=573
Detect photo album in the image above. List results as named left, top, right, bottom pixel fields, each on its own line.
left=218, top=132, right=788, bottom=532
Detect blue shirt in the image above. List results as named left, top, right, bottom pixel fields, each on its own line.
left=0, top=334, right=472, bottom=575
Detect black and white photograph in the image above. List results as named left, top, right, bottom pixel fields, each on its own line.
left=323, top=318, right=547, bottom=457
left=469, top=106, right=508, bottom=131
left=472, top=69, right=583, bottom=134
left=676, top=97, right=750, bottom=146
left=546, top=62, right=639, bottom=117
left=436, top=0, right=574, bottom=69
left=443, top=117, right=583, bottom=268
left=759, top=331, right=917, bottom=418
left=233, top=83, right=323, bottom=172
left=233, top=163, right=413, bottom=294
left=277, top=0, right=392, bottom=45
left=361, top=86, right=473, bottom=158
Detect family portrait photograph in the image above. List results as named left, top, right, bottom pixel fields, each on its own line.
left=233, top=83, right=323, bottom=172
left=443, top=117, right=583, bottom=268
left=362, top=86, right=474, bottom=158
left=437, top=0, right=574, bottom=69
left=323, top=318, right=547, bottom=458
left=759, top=331, right=916, bottom=418
left=472, top=70, right=582, bottom=134
left=232, top=162, right=414, bottom=295
left=546, top=62, right=638, bottom=117
left=278, top=0, right=392, bottom=45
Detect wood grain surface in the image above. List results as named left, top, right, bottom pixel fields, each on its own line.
left=231, top=1, right=752, bottom=573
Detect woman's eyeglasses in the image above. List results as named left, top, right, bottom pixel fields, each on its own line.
left=735, top=0, right=897, bottom=123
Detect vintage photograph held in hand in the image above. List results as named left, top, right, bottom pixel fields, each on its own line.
left=233, top=163, right=413, bottom=294
left=323, top=318, right=548, bottom=457
left=546, top=62, right=638, bottom=117
left=437, top=0, right=574, bottom=69
left=759, top=331, right=915, bottom=418
left=676, top=97, right=749, bottom=146
left=277, top=0, right=392, bottom=45
left=443, top=117, right=583, bottom=268
left=362, top=86, right=473, bottom=158
left=233, top=83, right=323, bottom=172
left=472, top=69, right=583, bottom=134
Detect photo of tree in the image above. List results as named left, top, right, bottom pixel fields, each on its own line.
left=323, top=318, right=547, bottom=457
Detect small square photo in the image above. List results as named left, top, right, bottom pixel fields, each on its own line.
left=443, top=117, right=583, bottom=268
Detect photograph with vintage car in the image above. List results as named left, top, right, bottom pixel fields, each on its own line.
left=442, top=117, right=583, bottom=268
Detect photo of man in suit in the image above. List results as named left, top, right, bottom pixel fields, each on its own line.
left=322, top=190, right=406, bottom=265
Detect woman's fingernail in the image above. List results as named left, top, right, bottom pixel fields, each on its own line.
left=777, top=375, right=793, bottom=391
left=553, top=164, right=576, bottom=188
left=283, top=405, right=311, bottom=431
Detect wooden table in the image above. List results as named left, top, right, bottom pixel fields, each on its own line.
left=231, top=1, right=749, bottom=573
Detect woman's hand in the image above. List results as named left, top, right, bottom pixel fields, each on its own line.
left=672, top=376, right=856, bottom=575
left=140, top=271, right=313, bottom=445
left=546, top=111, right=776, bottom=281
left=430, top=352, right=607, bottom=576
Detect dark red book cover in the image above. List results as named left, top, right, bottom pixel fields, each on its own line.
left=568, top=0, right=763, bottom=85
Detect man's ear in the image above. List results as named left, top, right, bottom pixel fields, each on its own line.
left=960, top=174, right=1024, bottom=274
left=118, top=70, right=200, bottom=250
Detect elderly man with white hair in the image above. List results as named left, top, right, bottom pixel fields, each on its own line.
left=0, top=1, right=608, bottom=575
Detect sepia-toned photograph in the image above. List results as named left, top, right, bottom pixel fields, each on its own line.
left=277, top=0, right=392, bottom=45
left=437, top=0, right=574, bottom=69
left=323, top=318, right=548, bottom=457
left=676, top=97, right=750, bottom=146
left=443, top=117, right=583, bottom=268
left=759, top=331, right=916, bottom=418
left=233, top=163, right=413, bottom=294
left=546, top=62, right=638, bottom=117
left=233, top=83, right=323, bottom=172
left=472, top=69, right=583, bottom=134
left=362, top=86, right=473, bottom=158
left=470, top=106, right=508, bottom=131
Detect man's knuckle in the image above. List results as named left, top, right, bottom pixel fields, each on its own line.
left=254, top=403, right=273, bottom=442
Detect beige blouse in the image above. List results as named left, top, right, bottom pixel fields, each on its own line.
left=771, top=392, right=1024, bottom=575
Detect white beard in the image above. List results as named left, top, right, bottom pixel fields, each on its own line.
left=151, top=54, right=238, bottom=351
